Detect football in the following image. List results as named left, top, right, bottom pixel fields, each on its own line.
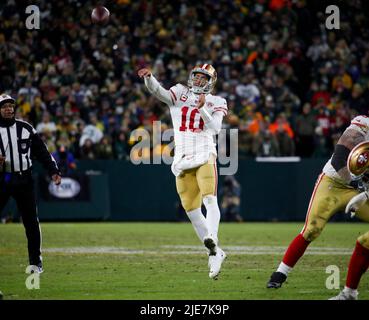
left=91, top=6, right=110, bottom=25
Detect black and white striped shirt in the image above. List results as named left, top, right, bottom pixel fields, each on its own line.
left=0, top=119, right=59, bottom=175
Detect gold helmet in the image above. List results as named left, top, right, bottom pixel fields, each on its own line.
left=188, top=64, right=217, bottom=94
left=347, top=141, right=369, bottom=177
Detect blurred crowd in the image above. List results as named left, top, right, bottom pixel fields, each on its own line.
left=1, top=0, right=369, bottom=161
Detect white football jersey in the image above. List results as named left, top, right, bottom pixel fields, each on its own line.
left=167, top=83, right=227, bottom=157
left=323, top=115, right=369, bottom=182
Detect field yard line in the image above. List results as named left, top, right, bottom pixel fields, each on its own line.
left=42, top=245, right=353, bottom=255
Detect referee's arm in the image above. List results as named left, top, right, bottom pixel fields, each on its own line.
left=31, top=132, right=62, bottom=185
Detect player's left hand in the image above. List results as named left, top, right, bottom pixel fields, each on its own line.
left=52, top=174, right=62, bottom=186
left=196, top=94, right=206, bottom=109
left=345, top=191, right=369, bottom=218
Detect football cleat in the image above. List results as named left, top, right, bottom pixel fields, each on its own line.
left=208, top=248, right=227, bottom=280
left=203, top=236, right=217, bottom=256
left=329, top=290, right=358, bottom=300
left=28, top=264, right=44, bottom=274
left=266, top=271, right=287, bottom=288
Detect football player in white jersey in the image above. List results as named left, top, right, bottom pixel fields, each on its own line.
left=267, top=115, right=369, bottom=298
left=138, top=64, right=228, bottom=279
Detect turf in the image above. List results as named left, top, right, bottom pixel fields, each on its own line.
left=0, top=222, right=368, bottom=300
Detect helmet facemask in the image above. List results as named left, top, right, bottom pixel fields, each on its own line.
left=188, top=66, right=217, bottom=94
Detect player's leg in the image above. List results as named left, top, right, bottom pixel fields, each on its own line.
left=0, top=184, right=11, bottom=220
left=345, top=231, right=369, bottom=296
left=330, top=230, right=369, bottom=300
left=12, top=176, right=43, bottom=272
left=196, top=156, right=226, bottom=279
left=176, top=169, right=207, bottom=243
left=330, top=204, right=369, bottom=300
left=196, top=155, right=220, bottom=249
left=267, top=174, right=356, bottom=288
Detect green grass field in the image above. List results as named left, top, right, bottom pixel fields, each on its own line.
left=0, top=222, right=368, bottom=300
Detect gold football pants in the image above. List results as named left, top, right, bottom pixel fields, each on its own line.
left=176, top=156, right=218, bottom=212
left=301, top=173, right=369, bottom=249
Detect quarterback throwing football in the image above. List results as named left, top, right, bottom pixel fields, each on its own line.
left=267, top=115, right=369, bottom=300
left=138, top=64, right=228, bottom=279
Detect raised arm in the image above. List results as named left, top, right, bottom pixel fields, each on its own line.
left=138, top=68, right=174, bottom=106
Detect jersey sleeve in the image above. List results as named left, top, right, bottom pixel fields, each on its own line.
left=348, top=116, right=369, bottom=135
left=31, top=131, right=60, bottom=176
left=144, top=75, right=174, bottom=106
left=168, top=84, right=184, bottom=106
left=210, top=97, right=228, bottom=117
left=199, top=96, right=228, bottom=134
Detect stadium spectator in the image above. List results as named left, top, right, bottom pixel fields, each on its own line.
left=36, top=112, right=57, bottom=135
left=114, top=130, right=129, bottom=160
left=252, top=128, right=280, bottom=157
left=220, top=176, right=243, bottom=222
left=52, top=145, right=77, bottom=176
left=294, top=103, right=317, bottom=157
left=79, top=116, right=103, bottom=148
left=80, top=138, right=97, bottom=160
left=95, top=136, right=114, bottom=159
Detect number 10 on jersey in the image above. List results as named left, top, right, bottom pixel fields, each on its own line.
left=179, top=106, right=205, bottom=132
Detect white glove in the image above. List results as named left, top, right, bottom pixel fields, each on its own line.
left=345, top=191, right=369, bottom=218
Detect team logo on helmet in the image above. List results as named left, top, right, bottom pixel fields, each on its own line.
left=348, top=141, right=369, bottom=177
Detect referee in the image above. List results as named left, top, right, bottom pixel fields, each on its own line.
left=0, top=94, right=61, bottom=273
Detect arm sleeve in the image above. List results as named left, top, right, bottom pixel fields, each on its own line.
left=31, top=132, right=61, bottom=176
left=331, top=144, right=351, bottom=172
left=144, top=75, right=177, bottom=106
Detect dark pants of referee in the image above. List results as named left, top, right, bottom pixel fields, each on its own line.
left=0, top=169, right=42, bottom=266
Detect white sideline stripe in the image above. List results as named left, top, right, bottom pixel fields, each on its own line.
left=44, top=247, right=147, bottom=254
left=43, top=246, right=353, bottom=255
left=256, top=156, right=301, bottom=162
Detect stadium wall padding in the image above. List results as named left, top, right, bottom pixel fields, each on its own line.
left=27, top=159, right=331, bottom=221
